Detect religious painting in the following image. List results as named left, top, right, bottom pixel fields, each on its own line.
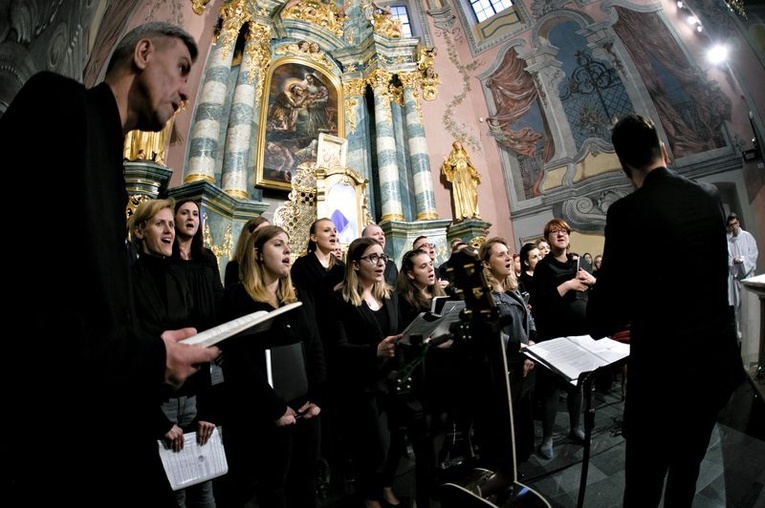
left=256, top=58, right=344, bottom=191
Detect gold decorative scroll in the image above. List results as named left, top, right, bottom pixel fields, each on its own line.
left=343, top=79, right=364, bottom=134
left=218, top=0, right=251, bottom=59
left=418, top=46, right=440, bottom=101
left=245, top=22, right=272, bottom=100
left=282, top=0, right=345, bottom=37
left=371, top=4, right=403, bottom=38
left=191, top=0, right=212, bottom=15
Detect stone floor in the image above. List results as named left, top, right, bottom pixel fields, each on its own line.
left=318, top=370, right=765, bottom=508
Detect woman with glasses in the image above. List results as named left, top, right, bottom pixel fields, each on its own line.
left=329, top=237, right=403, bottom=508
left=529, top=219, right=596, bottom=459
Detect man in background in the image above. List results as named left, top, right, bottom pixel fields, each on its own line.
left=362, top=223, right=398, bottom=285
left=726, top=212, right=758, bottom=341
left=1, top=22, right=220, bottom=506
left=438, top=237, right=467, bottom=279
left=587, top=114, right=745, bottom=507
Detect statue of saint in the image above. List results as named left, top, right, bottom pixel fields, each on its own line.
left=442, top=140, right=481, bottom=221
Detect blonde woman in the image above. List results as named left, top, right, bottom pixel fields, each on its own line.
left=129, top=198, right=218, bottom=508
left=219, top=225, right=325, bottom=508
left=479, top=237, right=537, bottom=468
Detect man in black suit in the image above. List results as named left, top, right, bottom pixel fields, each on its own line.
left=587, top=114, right=745, bottom=507
left=1, top=22, right=220, bottom=506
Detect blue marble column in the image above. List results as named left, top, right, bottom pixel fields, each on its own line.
left=185, top=7, right=248, bottom=183
left=368, top=70, right=404, bottom=221
left=220, top=22, right=271, bottom=199
left=401, top=72, right=438, bottom=220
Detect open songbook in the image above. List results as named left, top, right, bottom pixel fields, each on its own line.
left=523, top=335, right=630, bottom=385
left=180, top=302, right=303, bottom=348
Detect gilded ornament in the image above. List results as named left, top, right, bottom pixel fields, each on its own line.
left=274, top=39, right=333, bottom=68
left=219, top=0, right=251, bottom=59
left=389, top=83, right=404, bottom=106
left=369, top=2, right=403, bottom=38
left=343, top=78, right=365, bottom=97
left=123, top=119, right=174, bottom=164
left=345, top=96, right=359, bottom=134
left=203, top=213, right=234, bottom=265
left=282, top=0, right=346, bottom=37
left=191, top=0, right=212, bottom=15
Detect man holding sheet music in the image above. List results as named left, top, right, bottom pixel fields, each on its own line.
left=1, top=22, right=221, bottom=507
left=587, top=114, right=746, bottom=508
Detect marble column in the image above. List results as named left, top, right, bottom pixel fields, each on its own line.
left=400, top=72, right=437, bottom=220
left=367, top=69, right=404, bottom=221
left=185, top=4, right=249, bottom=183
left=220, top=21, right=271, bottom=199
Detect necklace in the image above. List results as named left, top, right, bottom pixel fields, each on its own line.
left=364, top=296, right=382, bottom=311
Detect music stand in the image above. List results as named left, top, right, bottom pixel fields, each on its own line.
left=576, top=370, right=596, bottom=508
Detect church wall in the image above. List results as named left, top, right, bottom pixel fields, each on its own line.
left=0, top=0, right=762, bottom=268
left=418, top=0, right=764, bottom=257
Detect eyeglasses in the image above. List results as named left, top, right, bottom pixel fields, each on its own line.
left=549, top=229, right=569, bottom=235
left=360, top=253, right=388, bottom=265
left=416, top=243, right=436, bottom=249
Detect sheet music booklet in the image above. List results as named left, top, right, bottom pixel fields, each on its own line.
left=523, top=335, right=630, bottom=385
left=180, top=302, right=303, bottom=348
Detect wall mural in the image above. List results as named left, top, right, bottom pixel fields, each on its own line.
left=613, top=7, right=731, bottom=158
left=550, top=21, right=633, bottom=150
left=485, top=47, right=553, bottom=199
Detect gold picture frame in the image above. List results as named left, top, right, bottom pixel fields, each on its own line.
left=256, top=58, right=344, bottom=191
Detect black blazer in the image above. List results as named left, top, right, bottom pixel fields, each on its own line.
left=587, top=167, right=744, bottom=408
left=328, top=290, right=400, bottom=395
left=220, top=285, right=326, bottom=423
left=291, top=254, right=345, bottom=332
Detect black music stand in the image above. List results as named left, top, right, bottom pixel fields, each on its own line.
left=576, top=370, right=596, bottom=508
